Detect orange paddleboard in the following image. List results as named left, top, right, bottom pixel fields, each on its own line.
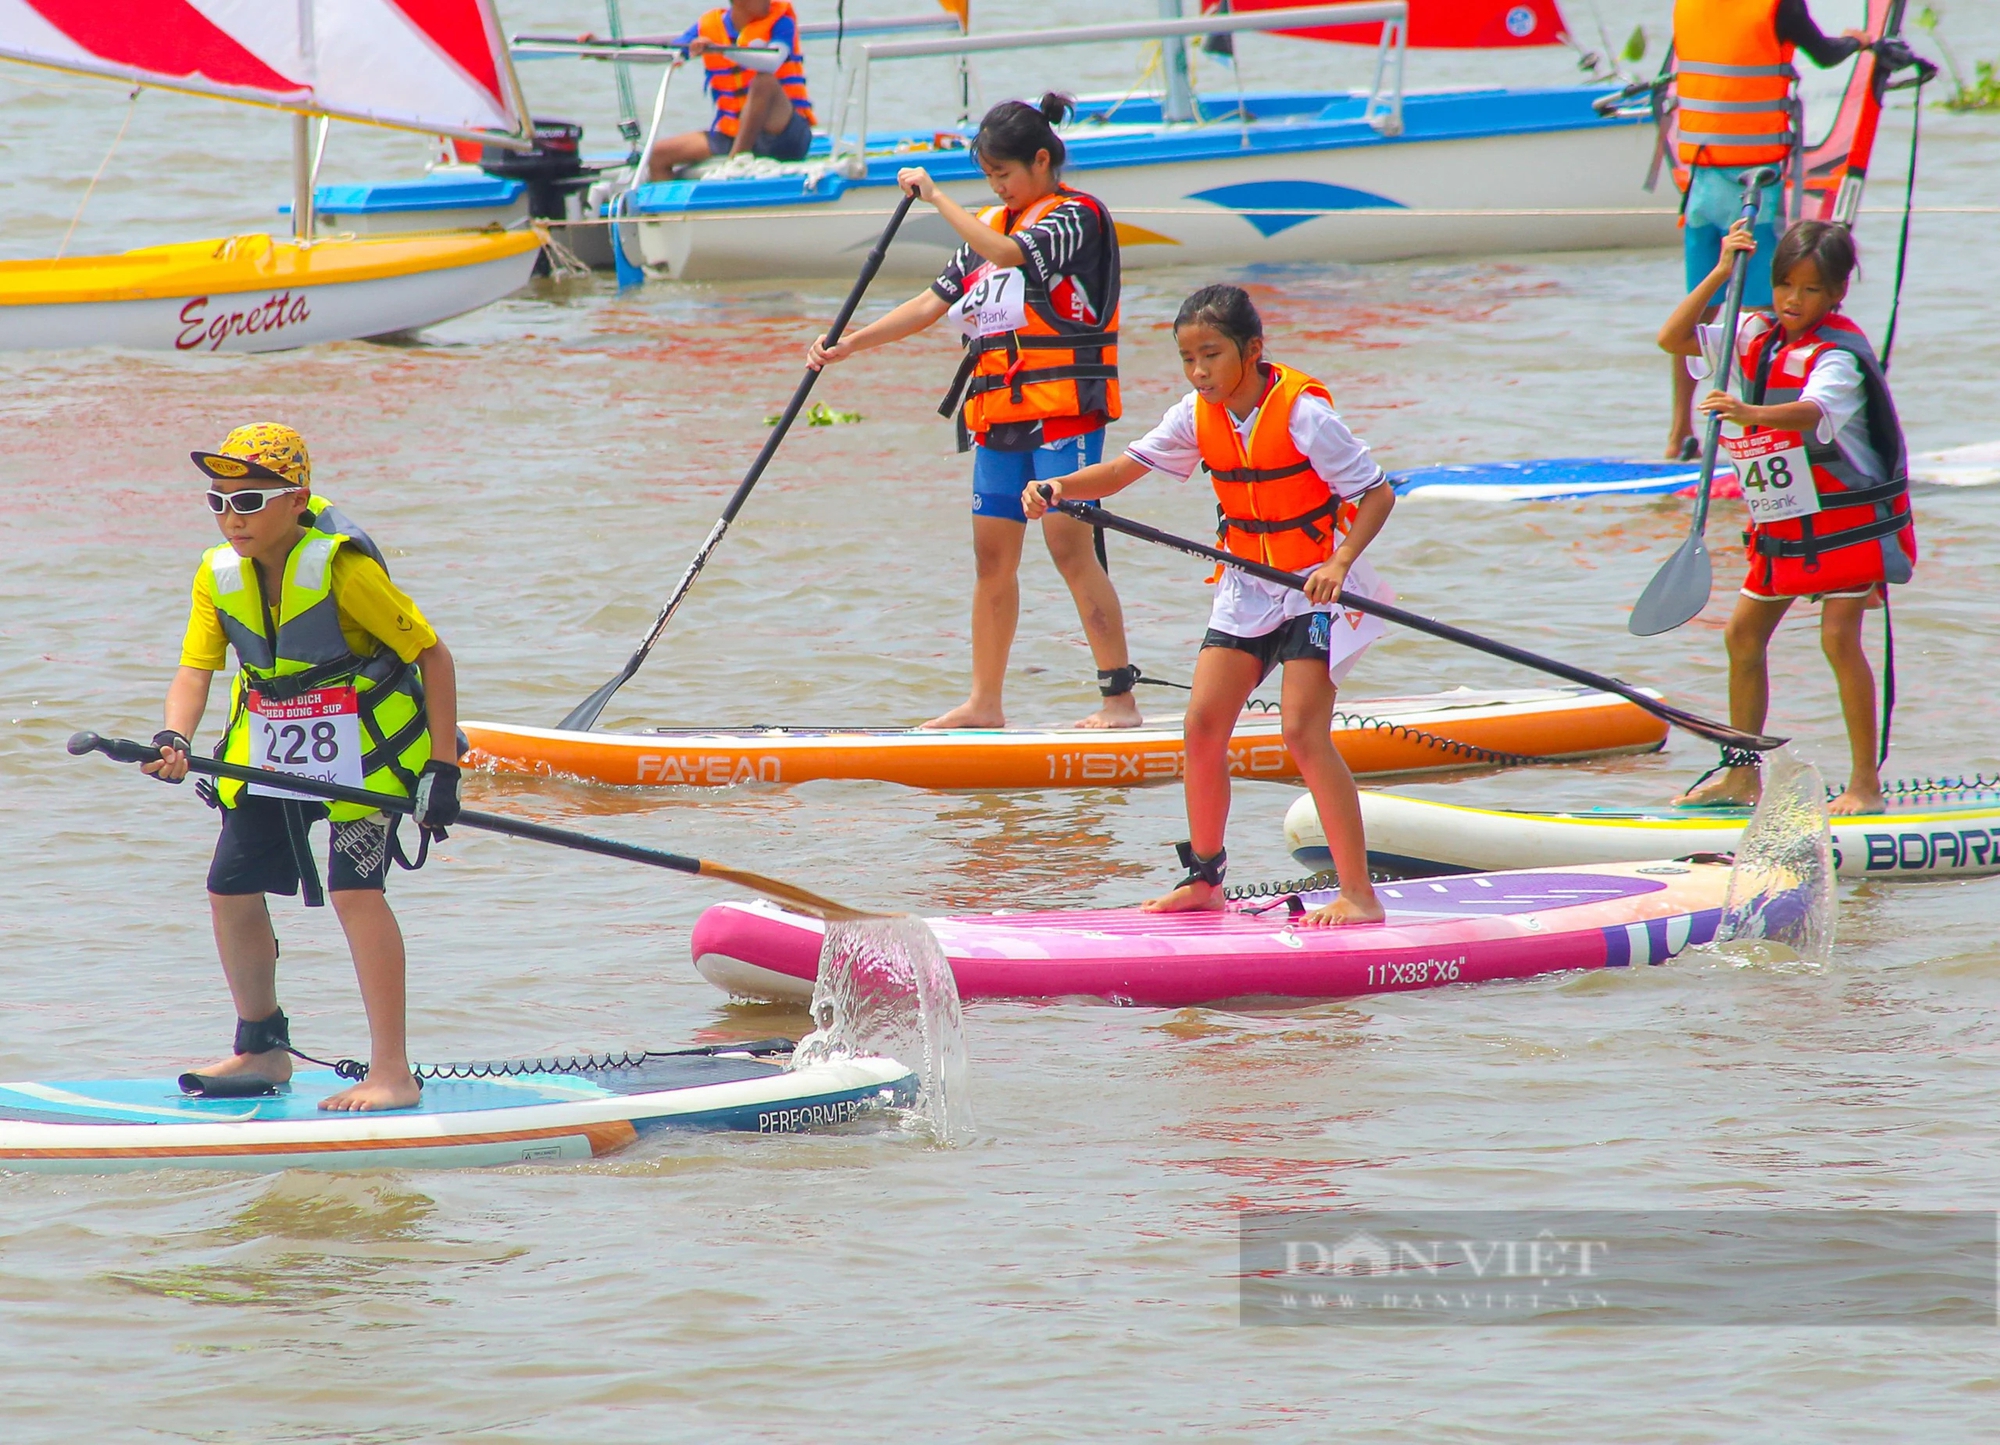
left=462, top=685, right=1668, bottom=790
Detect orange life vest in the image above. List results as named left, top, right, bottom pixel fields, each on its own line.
left=1196, top=363, right=1354, bottom=574
left=945, top=187, right=1122, bottom=437
left=1736, top=313, right=1916, bottom=596
left=1672, top=0, right=1797, bottom=168
left=699, top=2, right=814, bottom=137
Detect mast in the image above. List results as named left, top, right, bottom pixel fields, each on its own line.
left=291, top=113, right=315, bottom=241
left=1159, top=0, right=1197, bottom=122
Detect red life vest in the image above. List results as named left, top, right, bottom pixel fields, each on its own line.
left=940, top=187, right=1122, bottom=438
left=1195, top=363, right=1356, bottom=574
left=699, top=2, right=814, bottom=138
left=1736, top=313, right=1915, bottom=596
left=1672, top=0, right=1797, bottom=168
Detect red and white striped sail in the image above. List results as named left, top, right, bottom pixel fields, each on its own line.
left=1203, top=0, right=1566, bottom=48
left=0, top=0, right=527, bottom=141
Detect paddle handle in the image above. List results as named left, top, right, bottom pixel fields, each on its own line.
left=1046, top=502, right=1787, bottom=752
left=68, top=732, right=703, bottom=878
left=1688, top=167, right=1780, bottom=537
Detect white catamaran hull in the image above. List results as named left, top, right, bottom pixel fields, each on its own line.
left=636, top=110, right=1673, bottom=281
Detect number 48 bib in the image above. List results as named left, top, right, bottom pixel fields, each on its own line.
left=1723, top=426, right=1820, bottom=525
left=247, top=685, right=364, bottom=801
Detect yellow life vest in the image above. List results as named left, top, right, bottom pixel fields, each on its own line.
left=206, top=509, right=428, bottom=820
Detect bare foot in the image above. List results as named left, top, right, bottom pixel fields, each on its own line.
left=921, top=700, right=1005, bottom=730
left=1674, top=767, right=1760, bottom=809
left=1828, top=786, right=1885, bottom=816
left=319, top=1070, right=422, bottom=1112
left=1073, top=693, right=1143, bottom=730
left=1141, top=879, right=1227, bottom=914
left=189, top=1049, right=292, bottom=1086
left=1300, top=892, right=1386, bottom=927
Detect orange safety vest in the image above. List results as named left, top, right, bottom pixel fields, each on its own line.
left=1196, top=362, right=1355, bottom=574
left=945, top=187, right=1122, bottom=436
left=1672, top=0, right=1797, bottom=168
left=699, top=2, right=814, bottom=137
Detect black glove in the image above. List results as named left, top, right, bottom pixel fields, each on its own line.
left=413, top=759, right=461, bottom=832
left=151, top=729, right=191, bottom=784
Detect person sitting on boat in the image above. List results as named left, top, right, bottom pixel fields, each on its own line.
left=1664, top=0, right=1869, bottom=457
left=1659, top=219, right=1915, bottom=814
left=645, top=0, right=815, bottom=177
left=1026, top=285, right=1395, bottom=926
left=141, top=424, right=461, bottom=1112
left=806, top=92, right=1142, bottom=731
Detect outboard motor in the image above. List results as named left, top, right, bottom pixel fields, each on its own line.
left=479, top=118, right=599, bottom=223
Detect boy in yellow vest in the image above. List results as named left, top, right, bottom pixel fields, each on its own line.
left=142, top=424, right=460, bottom=1112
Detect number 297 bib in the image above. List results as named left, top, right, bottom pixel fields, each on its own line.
left=1723, top=426, right=1820, bottom=525
left=246, top=685, right=364, bottom=801
left=949, top=264, right=1029, bottom=339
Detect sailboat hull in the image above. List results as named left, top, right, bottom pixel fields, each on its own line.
left=0, top=231, right=543, bottom=353
left=632, top=88, right=1676, bottom=281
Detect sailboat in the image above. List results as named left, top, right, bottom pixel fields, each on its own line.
left=619, top=0, right=1678, bottom=281
left=0, top=0, right=545, bottom=352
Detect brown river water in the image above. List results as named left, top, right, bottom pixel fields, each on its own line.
left=4, top=2, right=1999, bottom=1439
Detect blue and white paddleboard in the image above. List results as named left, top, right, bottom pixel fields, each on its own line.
left=0, top=1049, right=916, bottom=1174
left=1390, top=458, right=1699, bottom=502
left=1391, top=445, right=2000, bottom=503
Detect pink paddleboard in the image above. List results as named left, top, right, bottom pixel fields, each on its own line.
left=691, top=861, right=1731, bottom=1008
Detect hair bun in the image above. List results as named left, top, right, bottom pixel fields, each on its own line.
left=1038, top=91, right=1076, bottom=126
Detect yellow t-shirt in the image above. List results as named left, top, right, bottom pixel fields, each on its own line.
left=180, top=547, right=439, bottom=672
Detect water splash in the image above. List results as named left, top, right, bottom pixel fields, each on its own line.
left=793, top=916, right=974, bottom=1147
left=1715, top=747, right=1836, bottom=965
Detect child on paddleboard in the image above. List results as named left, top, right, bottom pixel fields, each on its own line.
left=141, top=424, right=461, bottom=1111
left=1025, top=285, right=1394, bottom=925
left=806, top=93, right=1141, bottom=731
left=1659, top=219, right=1916, bottom=814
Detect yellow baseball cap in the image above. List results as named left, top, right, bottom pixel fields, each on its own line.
left=190, top=422, right=312, bottom=490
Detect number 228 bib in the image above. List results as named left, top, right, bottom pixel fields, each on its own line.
left=246, top=685, right=364, bottom=801
left=949, top=264, right=1029, bottom=339
left=1722, top=426, right=1819, bottom=525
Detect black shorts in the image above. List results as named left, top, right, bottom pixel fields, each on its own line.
left=706, top=109, right=813, bottom=161
left=1201, top=611, right=1333, bottom=682
left=207, top=792, right=391, bottom=896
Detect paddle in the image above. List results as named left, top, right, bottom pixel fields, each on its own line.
left=67, top=732, right=881, bottom=921
left=558, top=190, right=919, bottom=733
left=1627, top=165, right=1781, bottom=637
left=1043, top=497, right=1786, bottom=752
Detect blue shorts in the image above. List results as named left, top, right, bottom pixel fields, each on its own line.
left=970, top=429, right=1105, bottom=522
left=1684, top=165, right=1781, bottom=311
left=707, top=109, right=812, bottom=162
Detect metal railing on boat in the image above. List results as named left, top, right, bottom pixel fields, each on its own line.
left=828, top=2, right=1411, bottom=173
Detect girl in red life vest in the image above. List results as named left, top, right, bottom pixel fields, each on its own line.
left=806, top=93, right=1139, bottom=732
left=1026, top=286, right=1395, bottom=926
left=1659, top=218, right=1916, bottom=815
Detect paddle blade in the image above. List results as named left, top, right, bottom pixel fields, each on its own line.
left=558, top=674, right=628, bottom=734
left=1629, top=532, right=1712, bottom=636
left=695, top=860, right=890, bottom=922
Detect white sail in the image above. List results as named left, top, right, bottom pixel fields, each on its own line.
left=0, top=0, right=528, bottom=142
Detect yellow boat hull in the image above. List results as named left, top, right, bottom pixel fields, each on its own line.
left=0, top=230, right=543, bottom=352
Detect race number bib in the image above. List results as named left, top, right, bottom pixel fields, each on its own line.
left=949, top=265, right=1028, bottom=339
left=247, top=686, right=364, bottom=801
left=1723, top=427, right=1820, bottom=525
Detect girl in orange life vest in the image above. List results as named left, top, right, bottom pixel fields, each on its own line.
left=1659, top=218, right=1916, bottom=816
left=1026, top=286, right=1394, bottom=926
left=806, top=94, right=1139, bottom=732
